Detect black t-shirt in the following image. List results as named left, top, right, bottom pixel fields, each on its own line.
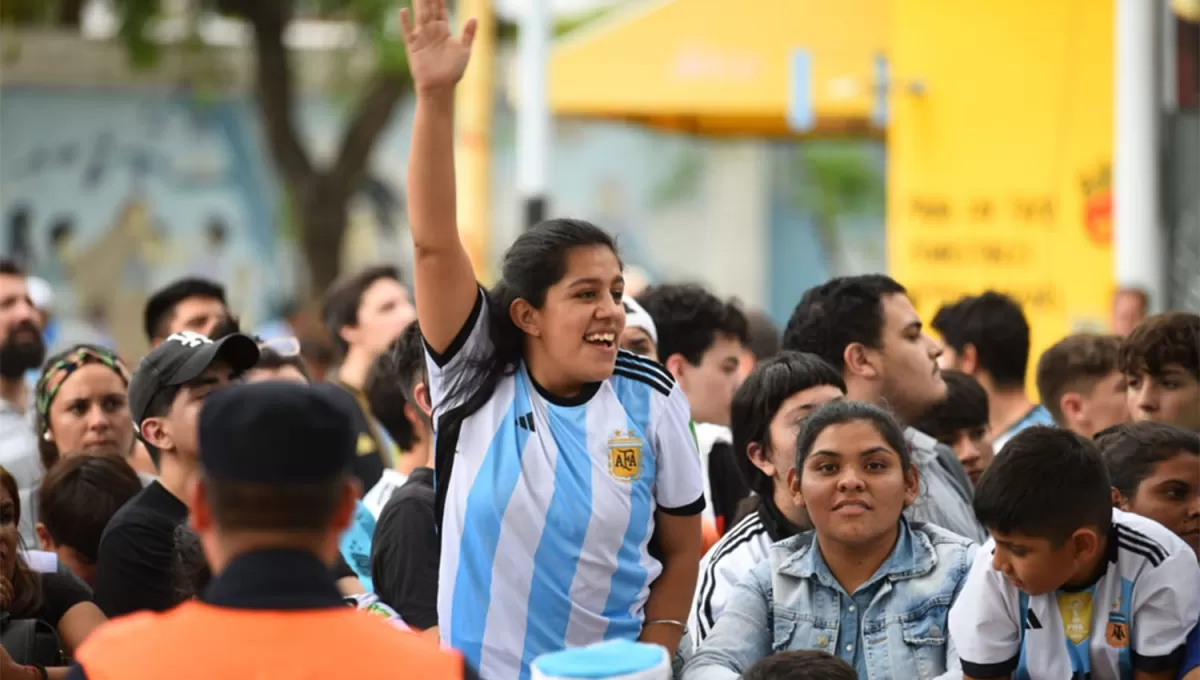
left=369, top=468, right=438, bottom=630
left=31, top=572, right=93, bottom=627
left=707, top=441, right=750, bottom=535
left=93, top=481, right=189, bottom=618
left=333, top=381, right=389, bottom=494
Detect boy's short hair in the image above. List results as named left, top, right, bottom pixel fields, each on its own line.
left=1096, top=422, right=1200, bottom=499
left=743, top=309, right=781, bottom=362
left=636, top=283, right=748, bottom=366
left=1036, top=333, right=1122, bottom=425
left=974, top=426, right=1113, bottom=544
left=37, top=454, right=144, bottom=565
left=743, top=650, right=856, bottom=680
left=364, top=322, right=427, bottom=449
left=1118, top=312, right=1200, bottom=380
left=320, top=264, right=404, bottom=355
left=143, top=278, right=226, bottom=342
left=730, top=351, right=846, bottom=499
left=781, top=275, right=907, bottom=372
left=911, top=370, right=989, bottom=440
left=932, top=291, right=1031, bottom=389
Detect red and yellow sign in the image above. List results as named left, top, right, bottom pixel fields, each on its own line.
left=887, top=0, right=1115, bottom=393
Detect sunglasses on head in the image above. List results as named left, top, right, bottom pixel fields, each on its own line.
left=257, top=336, right=301, bottom=357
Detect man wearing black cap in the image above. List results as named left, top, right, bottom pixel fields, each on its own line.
left=92, top=330, right=259, bottom=618
left=66, top=382, right=476, bottom=680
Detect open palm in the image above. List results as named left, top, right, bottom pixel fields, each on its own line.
left=401, top=0, right=478, bottom=92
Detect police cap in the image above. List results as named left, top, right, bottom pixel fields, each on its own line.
left=198, top=381, right=358, bottom=485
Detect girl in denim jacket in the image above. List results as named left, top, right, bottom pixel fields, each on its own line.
left=683, top=401, right=977, bottom=680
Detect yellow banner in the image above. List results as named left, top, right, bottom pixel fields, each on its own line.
left=455, top=0, right=496, bottom=284
left=887, top=0, right=1114, bottom=393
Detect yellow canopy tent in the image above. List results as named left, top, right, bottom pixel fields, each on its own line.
left=548, top=0, right=889, bottom=137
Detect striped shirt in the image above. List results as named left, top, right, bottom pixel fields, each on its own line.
left=427, top=291, right=706, bottom=680
left=950, top=509, right=1200, bottom=680
left=689, top=502, right=793, bottom=646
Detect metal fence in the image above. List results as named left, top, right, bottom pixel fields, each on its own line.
left=1167, top=111, right=1200, bottom=312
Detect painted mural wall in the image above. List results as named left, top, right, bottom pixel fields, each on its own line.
left=0, top=84, right=885, bottom=360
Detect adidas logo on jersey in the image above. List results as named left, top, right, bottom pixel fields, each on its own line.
left=516, top=413, right=535, bottom=432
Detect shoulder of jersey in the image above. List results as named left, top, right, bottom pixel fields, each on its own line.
left=1111, top=508, right=1189, bottom=569
left=612, top=351, right=676, bottom=397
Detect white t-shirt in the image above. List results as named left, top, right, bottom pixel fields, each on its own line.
left=427, top=290, right=706, bottom=680
left=949, top=508, right=1200, bottom=680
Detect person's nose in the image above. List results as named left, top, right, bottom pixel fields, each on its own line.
left=1187, top=493, right=1200, bottom=519
left=957, top=439, right=981, bottom=466
left=836, top=468, right=866, bottom=492
left=991, top=549, right=1008, bottom=573
left=86, top=405, right=111, bottom=432
left=597, top=294, right=621, bottom=319
left=924, top=334, right=943, bottom=361
left=1131, top=383, right=1159, bottom=414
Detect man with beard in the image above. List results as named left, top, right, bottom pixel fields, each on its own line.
left=0, top=259, right=47, bottom=544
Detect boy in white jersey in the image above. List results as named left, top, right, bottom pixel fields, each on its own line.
left=949, top=426, right=1200, bottom=680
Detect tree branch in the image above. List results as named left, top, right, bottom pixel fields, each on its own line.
left=328, top=70, right=411, bottom=198
left=242, top=0, right=314, bottom=190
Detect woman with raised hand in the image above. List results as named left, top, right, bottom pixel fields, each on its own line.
left=401, top=1, right=706, bottom=677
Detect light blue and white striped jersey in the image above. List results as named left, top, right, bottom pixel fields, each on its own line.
left=426, top=292, right=706, bottom=680
left=950, top=509, right=1200, bottom=680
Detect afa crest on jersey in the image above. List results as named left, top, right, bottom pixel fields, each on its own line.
left=608, top=430, right=643, bottom=482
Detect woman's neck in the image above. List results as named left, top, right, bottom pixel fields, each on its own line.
left=524, top=346, right=584, bottom=398
left=816, top=523, right=901, bottom=594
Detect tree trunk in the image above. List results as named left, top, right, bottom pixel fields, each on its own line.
left=297, top=181, right=350, bottom=296
left=56, top=0, right=86, bottom=26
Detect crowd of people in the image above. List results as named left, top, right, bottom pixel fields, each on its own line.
left=2, top=1, right=1200, bottom=678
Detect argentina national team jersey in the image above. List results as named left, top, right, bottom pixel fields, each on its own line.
left=949, top=509, right=1200, bottom=680
left=425, top=291, right=706, bottom=680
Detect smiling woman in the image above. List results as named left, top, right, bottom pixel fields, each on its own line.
left=402, top=1, right=705, bottom=676
left=683, top=400, right=977, bottom=680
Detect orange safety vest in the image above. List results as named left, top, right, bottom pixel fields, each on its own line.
left=76, top=602, right=467, bottom=680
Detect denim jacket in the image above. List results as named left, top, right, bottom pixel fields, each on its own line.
left=682, top=520, right=977, bottom=680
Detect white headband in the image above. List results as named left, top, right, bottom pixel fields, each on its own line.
left=623, top=297, right=658, bottom=345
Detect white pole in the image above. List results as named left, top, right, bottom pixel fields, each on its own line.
left=1114, top=0, right=1166, bottom=311
left=517, top=0, right=552, bottom=229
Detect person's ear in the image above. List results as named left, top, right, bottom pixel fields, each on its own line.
left=960, top=344, right=980, bottom=375
left=903, top=464, right=921, bottom=506
left=1071, top=528, right=1099, bottom=562
left=35, top=522, right=55, bottom=551
left=188, top=476, right=211, bottom=533
left=664, top=353, right=688, bottom=382
left=788, top=467, right=806, bottom=508
left=338, top=323, right=361, bottom=351
left=1069, top=527, right=1102, bottom=565
left=1111, top=486, right=1131, bottom=510
left=746, top=442, right=777, bottom=478
left=413, top=382, right=433, bottom=418
left=140, top=418, right=173, bottom=452
left=843, top=343, right=879, bottom=380
left=1060, top=393, right=1084, bottom=423
left=509, top=298, right=541, bottom=337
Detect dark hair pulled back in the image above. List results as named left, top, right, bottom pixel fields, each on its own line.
left=439, top=218, right=619, bottom=421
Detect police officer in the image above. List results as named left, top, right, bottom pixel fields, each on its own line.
left=63, top=381, right=476, bottom=680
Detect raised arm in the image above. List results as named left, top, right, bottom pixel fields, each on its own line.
left=401, top=0, right=480, bottom=352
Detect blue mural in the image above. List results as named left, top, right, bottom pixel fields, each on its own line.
left=0, top=86, right=283, bottom=357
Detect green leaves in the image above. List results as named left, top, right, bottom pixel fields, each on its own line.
left=113, top=0, right=162, bottom=69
